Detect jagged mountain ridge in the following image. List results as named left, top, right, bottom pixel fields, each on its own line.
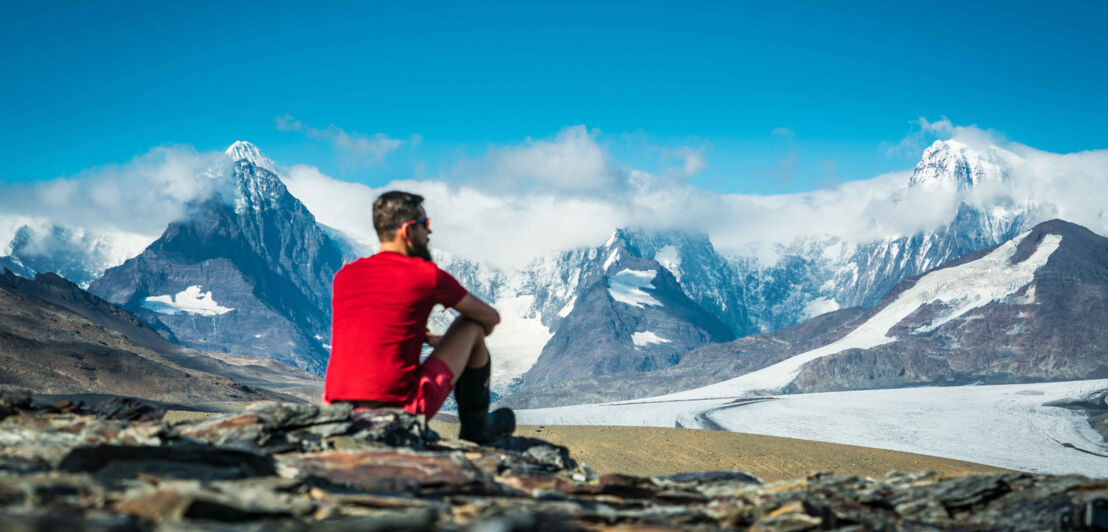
left=1, top=138, right=1069, bottom=392
left=444, top=141, right=1045, bottom=393
left=89, top=152, right=345, bottom=374
left=786, top=219, right=1108, bottom=392
left=520, top=247, right=735, bottom=389
left=442, top=141, right=1045, bottom=370
left=419, top=228, right=755, bottom=393
left=500, top=219, right=1108, bottom=408
left=734, top=140, right=1043, bottom=333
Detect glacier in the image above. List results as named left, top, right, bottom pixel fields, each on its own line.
left=517, top=380, right=1108, bottom=477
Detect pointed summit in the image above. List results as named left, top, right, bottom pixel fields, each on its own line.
left=908, top=140, right=1011, bottom=190
left=91, top=142, right=345, bottom=375
left=222, top=142, right=287, bottom=214
left=225, top=141, right=277, bottom=174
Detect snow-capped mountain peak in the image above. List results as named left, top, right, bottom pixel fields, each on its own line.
left=908, top=139, right=1011, bottom=190
left=225, top=141, right=277, bottom=174
left=231, top=160, right=289, bottom=214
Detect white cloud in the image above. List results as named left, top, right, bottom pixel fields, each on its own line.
left=273, top=114, right=303, bottom=131
left=0, top=146, right=229, bottom=244
left=4, top=121, right=1106, bottom=278
left=889, top=116, right=1007, bottom=156
left=660, top=146, right=707, bottom=178
left=275, top=114, right=409, bottom=168
left=458, top=125, right=621, bottom=194
left=280, top=121, right=1108, bottom=270
left=770, top=127, right=795, bottom=140
left=281, top=127, right=724, bottom=268
left=759, top=127, right=799, bottom=185
left=325, top=128, right=403, bottom=165
left=282, top=164, right=381, bottom=245
left=283, top=167, right=623, bottom=269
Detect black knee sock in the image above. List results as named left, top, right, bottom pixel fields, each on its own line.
left=455, top=359, right=515, bottom=443
left=455, top=359, right=490, bottom=414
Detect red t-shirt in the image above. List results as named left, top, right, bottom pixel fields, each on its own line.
left=324, top=252, right=468, bottom=403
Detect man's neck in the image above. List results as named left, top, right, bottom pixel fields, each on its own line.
left=378, top=241, right=409, bottom=256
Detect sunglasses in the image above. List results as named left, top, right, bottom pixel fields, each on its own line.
left=391, top=216, right=430, bottom=231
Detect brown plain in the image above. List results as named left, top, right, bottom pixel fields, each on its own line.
left=432, top=422, right=1011, bottom=482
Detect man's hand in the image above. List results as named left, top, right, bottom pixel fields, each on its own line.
left=425, top=330, right=442, bottom=347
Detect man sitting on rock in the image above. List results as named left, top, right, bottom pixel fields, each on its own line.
left=323, top=190, right=514, bottom=444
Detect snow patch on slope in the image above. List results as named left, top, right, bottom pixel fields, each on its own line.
left=602, top=248, right=620, bottom=271
left=1005, top=284, right=1038, bottom=305
left=632, top=331, right=671, bottom=347
left=658, top=231, right=1063, bottom=400
left=142, top=286, right=234, bottom=316
left=654, top=245, right=681, bottom=282
left=557, top=295, right=577, bottom=318
left=608, top=268, right=662, bottom=308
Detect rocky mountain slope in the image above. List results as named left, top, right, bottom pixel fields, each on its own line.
left=502, top=219, right=1108, bottom=407
left=500, top=307, right=870, bottom=408
left=90, top=145, right=345, bottom=374
left=458, top=140, right=1050, bottom=392
left=0, top=269, right=308, bottom=406
left=427, top=229, right=754, bottom=392
left=521, top=250, right=734, bottom=388
left=786, top=218, right=1108, bottom=393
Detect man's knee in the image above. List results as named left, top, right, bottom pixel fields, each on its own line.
left=451, top=316, right=486, bottom=336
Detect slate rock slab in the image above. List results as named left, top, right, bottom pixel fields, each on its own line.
left=287, top=449, right=483, bottom=493
left=58, top=444, right=276, bottom=483
left=91, top=397, right=166, bottom=422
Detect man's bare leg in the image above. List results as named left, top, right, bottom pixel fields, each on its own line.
left=427, top=316, right=513, bottom=443
left=428, top=317, right=489, bottom=384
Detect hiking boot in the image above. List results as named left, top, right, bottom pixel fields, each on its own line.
left=458, top=407, right=516, bottom=444
left=453, top=360, right=515, bottom=444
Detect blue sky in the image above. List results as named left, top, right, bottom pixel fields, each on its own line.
left=2, top=1, right=1106, bottom=194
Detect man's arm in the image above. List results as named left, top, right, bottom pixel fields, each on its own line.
left=452, top=294, right=500, bottom=335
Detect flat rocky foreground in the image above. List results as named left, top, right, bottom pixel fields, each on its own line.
left=1, top=389, right=1105, bottom=531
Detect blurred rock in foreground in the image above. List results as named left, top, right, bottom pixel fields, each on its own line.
left=0, top=388, right=1103, bottom=531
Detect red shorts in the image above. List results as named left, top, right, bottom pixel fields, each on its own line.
left=398, top=357, right=455, bottom=418
left=331, top=357, right=455, bottom=419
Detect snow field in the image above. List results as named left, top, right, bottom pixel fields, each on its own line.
left=518, top=380, right=1108, bottom=477
left=700, top=380, right=1108, bottom=477
left=607, top=268, right=662, bottom=308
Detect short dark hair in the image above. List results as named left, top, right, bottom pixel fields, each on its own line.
left=373, top=190, right=424, bottom=241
